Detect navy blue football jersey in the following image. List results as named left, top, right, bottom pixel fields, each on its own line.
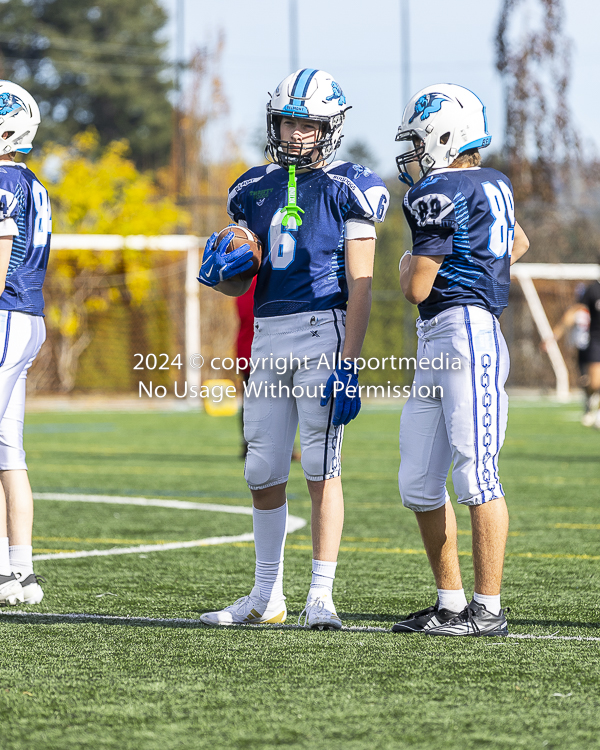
left=227, top=161, right=389, bottom=317
left=0, top=163, right=51, bottom=315
left=403, top=167, right=515, bottom=319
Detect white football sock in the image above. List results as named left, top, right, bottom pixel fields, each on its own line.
left=0, top=537, right=11, bottom=576
left=309, top=559, right=337, bottom=597
left=253, top=503, right=287, bottom=602
left=473, top=592, right=501, bottom=615
left=9, top=545, right=34, bottom=578
left=437, top=588, right=468, bottom=612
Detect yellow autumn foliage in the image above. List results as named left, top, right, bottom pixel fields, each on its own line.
left=24, top=130, right=190, bottom=391
left=31, top=129, right=186, bottom=235
left=27, top=130, right=189, bottom=347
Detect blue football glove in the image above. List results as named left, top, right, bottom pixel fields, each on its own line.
left=197, top=231, right=254, bottom=287
left=320, top=359, right=361, bottom=426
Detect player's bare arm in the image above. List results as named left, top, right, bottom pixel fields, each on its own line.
left=540, top=302, right=587, bottom=352
left=399, top=253, right=443, bottom=305
left=0, top=237, right=13, bottom=295
left=554, top=303, right=587, bottom=339
left=342, top=237, right=375, bottom=359
left=510, top=222, right=530, bottom=265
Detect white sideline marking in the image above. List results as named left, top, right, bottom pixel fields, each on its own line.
left=506, top=634, right=600, bottom=642
left=32, top=533, right=257, bottom=560
left=1, top=611, right=599, bottom=640
left=0, top=610, right=387, bottom=631
left=31, top=493, right=306, bottom=560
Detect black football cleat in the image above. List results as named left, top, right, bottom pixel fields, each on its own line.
left=426, top=600, right=509, bottom=637
left=391, top=600, right=461, bottom=633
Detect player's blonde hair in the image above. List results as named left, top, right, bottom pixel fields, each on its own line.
left=449, top=148, right=481, bottom=168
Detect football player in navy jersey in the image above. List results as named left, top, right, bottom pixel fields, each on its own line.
left=391, top=84, right=529, bottom=636
left=0, top=81, right=49, bottom=606
left=198, top=69, right=389, bottom=629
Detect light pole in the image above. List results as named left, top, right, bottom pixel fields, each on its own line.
left=289, top=0, right=299, bottom=71
left=400, top=0, right=415, bottom=360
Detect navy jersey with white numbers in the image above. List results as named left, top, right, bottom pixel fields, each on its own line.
left=228, top=161, right=389, bottom=318
left=0, top=163, right=51, bottom=315
left=403, top=167, right=515, bottom=320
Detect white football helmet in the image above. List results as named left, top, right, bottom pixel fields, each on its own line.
left=0, top=80, right=41, bottom=155
left=266, top=69, right=350, bottom=168
left=396, top=83, right=491, bottom=186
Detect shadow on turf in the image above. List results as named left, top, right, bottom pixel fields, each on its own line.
left=189, top=609, right=398, bottom=624
left=331, top=612, right=399, bottom=624
left=0, top=611, right=395, bottom=631
left=0, top=612, right=206, bottom=629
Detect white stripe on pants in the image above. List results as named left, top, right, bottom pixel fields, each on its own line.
left=398, top=305, right=509, bottom=511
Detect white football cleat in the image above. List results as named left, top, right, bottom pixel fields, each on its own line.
left=0, top=573, right=24, bottom=606
left=299, top=590, right=342, bottom=630
left=16, top=573, right=45, bottom=604
left=200, top=585, right=286, bottom=626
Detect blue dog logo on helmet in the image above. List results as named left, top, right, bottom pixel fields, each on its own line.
left=408, top=92, right=451, bottom=124
left=0, top=92, right=25, bottom=117
left=326, top=82, right=346, bottom=106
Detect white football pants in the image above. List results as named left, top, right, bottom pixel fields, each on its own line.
left=244, top=309, right=345, bottom=490
left=0, top=311, right=46, bottom=470
left=398, top=305, right=509, bottom=511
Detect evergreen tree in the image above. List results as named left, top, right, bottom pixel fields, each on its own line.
left=0, top=0, right=173, bottom=169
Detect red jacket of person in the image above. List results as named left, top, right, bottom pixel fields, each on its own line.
left=235, top=277, right=257, bottom=374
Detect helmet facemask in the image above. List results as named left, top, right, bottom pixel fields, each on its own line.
left=395, top=131, right=432, bottom=186
left=265, top=108, right=344, bottom=168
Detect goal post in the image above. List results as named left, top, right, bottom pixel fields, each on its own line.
left=50, top=234, right=207, bottom=398
left=47, top=238, right=599, bottom=402
left=510, top=263, right=600, bottom=401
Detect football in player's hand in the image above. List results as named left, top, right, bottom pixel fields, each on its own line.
left=216, top=225, right=262, bottom=280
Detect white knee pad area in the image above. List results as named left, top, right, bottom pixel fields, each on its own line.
left=243, top=310, right=346, bottom=489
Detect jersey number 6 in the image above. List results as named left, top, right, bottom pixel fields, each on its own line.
left=268, top=209, right=297, bottom=270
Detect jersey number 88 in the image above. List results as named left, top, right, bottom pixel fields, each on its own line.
left=482, top=180, right=515, bottom=259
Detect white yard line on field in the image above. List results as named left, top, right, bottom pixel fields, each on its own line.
left=31, top=493, right=306, bottom=560
left=0, top=611, right=599, bottom=640
left=0, top=610, right=387, bottom=631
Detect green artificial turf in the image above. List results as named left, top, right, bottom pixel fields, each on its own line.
left=1, top=403, right=599, bottom=749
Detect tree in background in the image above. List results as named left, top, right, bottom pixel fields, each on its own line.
left=494, top=0, right=600, bottom=264
left=0, top=0, right=173, bottom=169
left=493, top=0, right=600, bottom=389
left=28, top=130, right=187, bottom=391
left=337, top=140, right=378, bottom=172
left=168, top=38, right=249, bottom=382
left=496, top=0, right=579, bottom=204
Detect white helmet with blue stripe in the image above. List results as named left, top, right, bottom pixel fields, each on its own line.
left=0, top=80, right=41, bottom=155
left=396, top=83, right=491, bottom=186
left=266, top=69, right=350, bottom=168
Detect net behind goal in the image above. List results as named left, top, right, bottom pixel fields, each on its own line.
left=508, top=263, right=600, bottom=400
left=28, top=235, right=210, bottom=398
left=27, top=238, right=600, bottom=401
